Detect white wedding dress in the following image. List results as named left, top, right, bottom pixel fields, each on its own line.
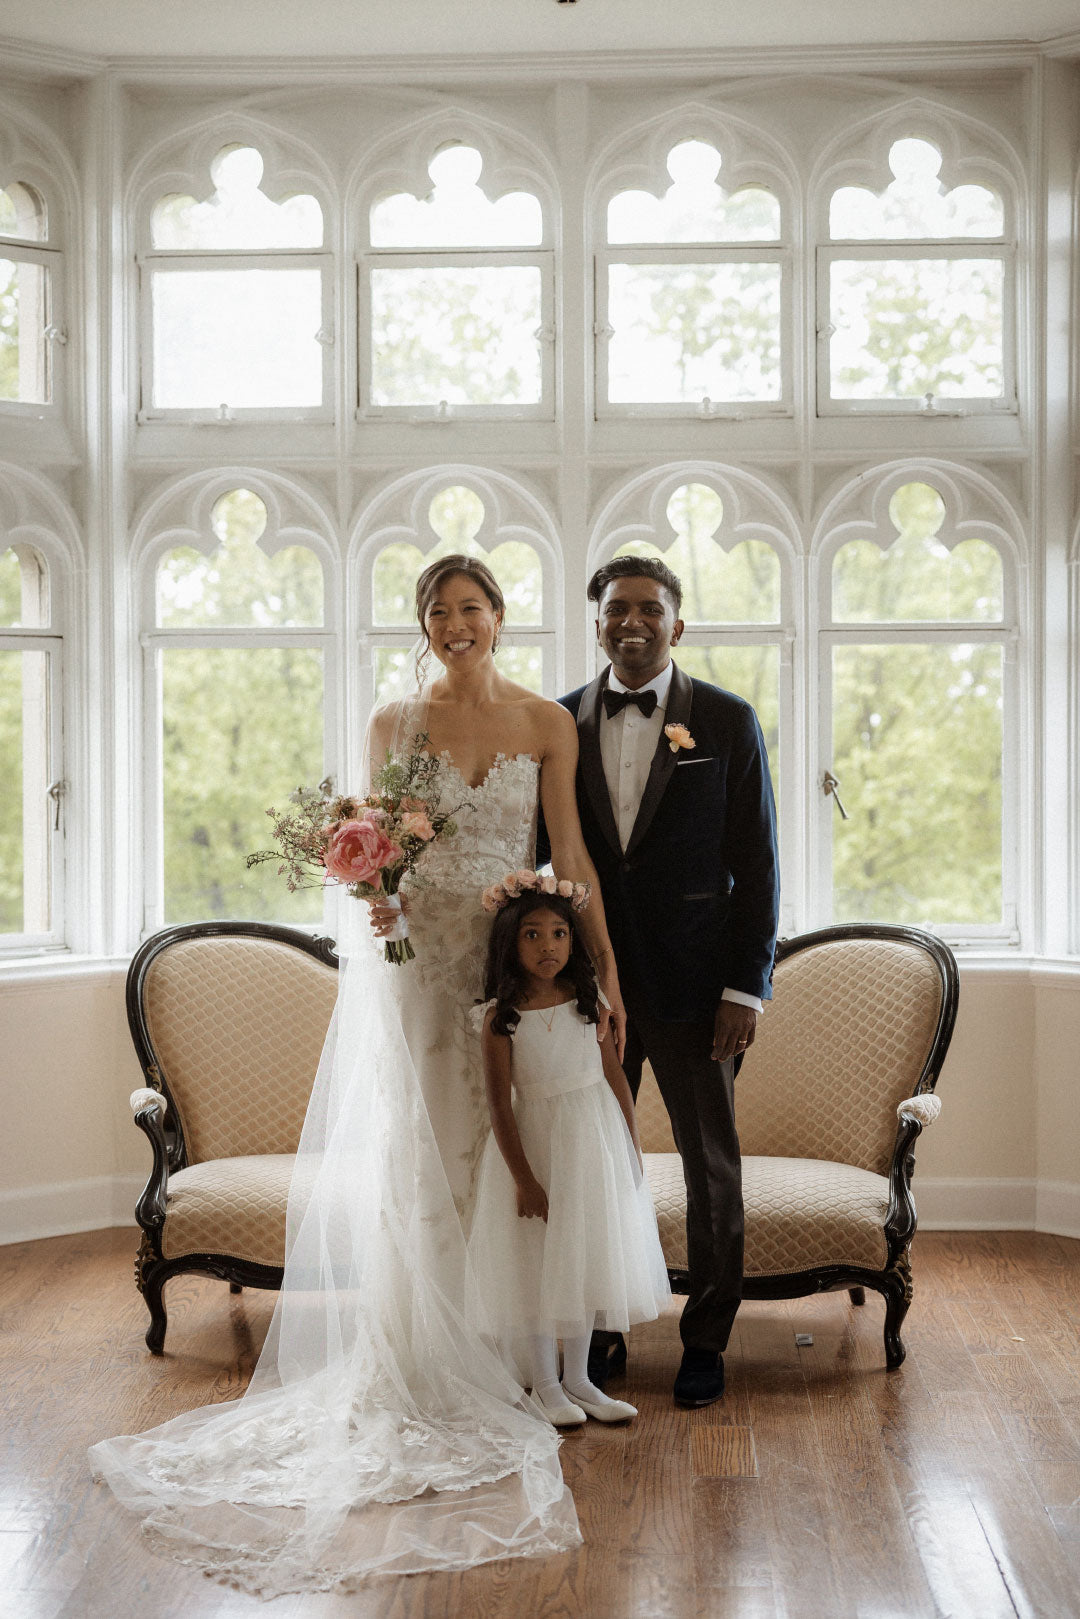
left=89, top=697, right=580, bottom=1597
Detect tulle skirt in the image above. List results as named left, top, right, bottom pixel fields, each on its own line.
left=467, top=1081, right=671, bottom=1341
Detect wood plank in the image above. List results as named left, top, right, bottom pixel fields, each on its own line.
left=690, top=1427, right=757, bottom=1479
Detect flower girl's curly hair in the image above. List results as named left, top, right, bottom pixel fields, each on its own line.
left=483, top=892, right=600, bottom=1038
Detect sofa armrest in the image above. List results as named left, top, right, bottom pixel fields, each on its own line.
left=130, top=1088, right=170, bottom=1239
left=884, top=1091, right=943, bottom=1255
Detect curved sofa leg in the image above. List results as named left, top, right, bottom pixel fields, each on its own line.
left=142, top=1264, right=168, bottom=1354
left=848, top=1286, right=866, bottom=1306
left=882, top=1249, right=914, bottom=1370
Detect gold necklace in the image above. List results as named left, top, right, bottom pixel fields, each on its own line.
left=527, top=995, right=564, bottom=1033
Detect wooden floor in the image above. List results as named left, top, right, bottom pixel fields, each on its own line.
left=2, top=1230, right=1080, bottom=1618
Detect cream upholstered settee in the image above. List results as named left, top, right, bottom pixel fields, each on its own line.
left=637, top=924, right=958, bottom=1369
left=128, top=921, right=339, bottom=1352
left=128, top=920, right=956, bottom=1366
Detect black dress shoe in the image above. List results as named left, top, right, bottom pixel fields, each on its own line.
left=586, top=1330, right=627, bottom=1388
left=673, top=1347, right=725, bottom=1407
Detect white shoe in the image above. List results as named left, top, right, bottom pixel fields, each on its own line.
left=533, top=1385, right=587, bottom=1428
left=562, top=1383, right=637, bottom=1423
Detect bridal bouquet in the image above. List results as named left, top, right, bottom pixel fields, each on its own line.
left=247, top=733, right=457, bottom=964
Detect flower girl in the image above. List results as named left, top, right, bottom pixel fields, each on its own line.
left=467, top=873, right=671, bottom=1427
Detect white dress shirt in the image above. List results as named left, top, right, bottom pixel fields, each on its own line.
left=600, top=661, right=762, bottom=1015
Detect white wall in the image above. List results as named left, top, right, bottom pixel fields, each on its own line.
left=1, top=961, right=1076, bottom=1246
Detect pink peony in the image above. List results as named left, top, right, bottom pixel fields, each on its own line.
left=539, top=874, right=558, bottom=895
left=400, top=810, right=435, bottom=842
left=556, top=879, right=575, bottom=898
left=323, top=817, right=402, bottom=887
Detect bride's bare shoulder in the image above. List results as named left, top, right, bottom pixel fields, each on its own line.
left=515, top=691, right=575, bottom=751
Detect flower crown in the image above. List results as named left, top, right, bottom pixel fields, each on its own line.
left=481, top=870, right=591, bottom=915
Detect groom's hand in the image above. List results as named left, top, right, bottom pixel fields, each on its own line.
left=712, top=1002, right=757, bottom=1064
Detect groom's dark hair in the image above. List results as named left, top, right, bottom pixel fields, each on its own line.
left=587, top=555, right=683, bottom=615
left=483, top=893, right=600, bottom=1039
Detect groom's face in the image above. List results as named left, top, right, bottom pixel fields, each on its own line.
left=595, top=576, right=684, bottom=689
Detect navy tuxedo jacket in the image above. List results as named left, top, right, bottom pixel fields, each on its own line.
left=543, top=662, right=780, bottom=1022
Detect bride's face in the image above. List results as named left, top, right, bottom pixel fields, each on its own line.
left=423, top=572, right=502, bottom=672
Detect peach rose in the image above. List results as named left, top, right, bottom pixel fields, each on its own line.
left=400, top=810, right=435, bottom=842
left=516, top=869, right=539, bottom=890
left=539, top=874, right=558, bottom=895
left=503, top=873, right=522, bottom=897
left=572, top=882, right=590, bottom=910
left=664, top=722, right=696, bottom=753
left=556, top=879, right=575, bottom=899
left=323, top=817, right=402, bottom=887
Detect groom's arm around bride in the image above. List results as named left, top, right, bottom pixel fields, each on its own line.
left=542, top=555, right=780, bottom=1408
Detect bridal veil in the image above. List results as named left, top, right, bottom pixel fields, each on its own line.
left=89, top=694, right=580, bottom=1596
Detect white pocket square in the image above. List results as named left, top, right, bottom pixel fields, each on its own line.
left=675, top=756, right=716, bottom=766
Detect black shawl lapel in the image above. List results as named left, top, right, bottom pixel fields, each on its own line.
left=576, top=670, right=623, bottom=858
left=625, top=661, right=694, bottom=858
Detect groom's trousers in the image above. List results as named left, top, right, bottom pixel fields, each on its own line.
left=620, top=993, right=743, bottom=1355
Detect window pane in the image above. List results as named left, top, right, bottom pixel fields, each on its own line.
left=608, top=141, right=780, bottom=244
left=0, top=182, right=47, bottom=243
left=374, top=536, right=542, bottom=627
left=614, top=482, right=780, bottom=624
left=157, top=490, right=323, bottom=628
left=607, top=262, right=781, bottom=403
left=371, top=146, right=542, bottom=248
left=0, top=648, right=50, bottom=935
left=161, top=647, right=324, bottom=925
left=0, top=544, right=49, bottom=628
left=151, top=268, right=323, bottom=409
left=833, top=483, right=1003, bottom=623
left=369, top=266, right=542, bottom=407
left=832, top=643, right=1002, bottom=926
left=495, top=644, right=543, bottom=692
left=830, top=139, right=1002, bottom=240
left=0, top=257, right=49, bottom=403
left=829, top=258, right=1004, bottom=400
left=151, top=146, right=323, bottom=249
left=672, top=644, right=780, bottom=792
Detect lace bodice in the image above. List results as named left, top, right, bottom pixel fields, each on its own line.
left=402, top=749, right=540, bottom=1001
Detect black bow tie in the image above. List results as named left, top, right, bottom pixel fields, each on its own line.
left=603, top=687, right=658, bottom=719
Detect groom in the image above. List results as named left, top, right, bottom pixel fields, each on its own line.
left=552, top=557, right=779, bottom=1407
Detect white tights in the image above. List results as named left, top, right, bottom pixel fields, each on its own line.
left=529, top=1318, right=593, bottom=1407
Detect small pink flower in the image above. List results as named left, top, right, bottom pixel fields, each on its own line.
left=400, top=810, right=435, bottom=842
left=503, top=874, right=522, bottom=898
left=556, top=879, right=575, bottom=899
left=516, top=869, right=538, bottom=890
left=537, top=873, right=556, bottom=895
left=664, top=722, right=696, bottom=754
left=481, top=887, right=500, bottom=914
left=572, top=882, right=589, bottom=910
left=323, top=818, right=402, bottom=887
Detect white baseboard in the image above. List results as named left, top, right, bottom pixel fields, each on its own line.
left=1034, top=1179, right=1080, bottom=1239
left=0, top=1172, right=143, bottom=1245
left=1, top=1171, right=1078, bottom=1248
left=915, top=1176, right=1038, bottom=1230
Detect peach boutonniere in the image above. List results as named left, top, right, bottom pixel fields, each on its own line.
left=664, top=722, right=696, bottom=754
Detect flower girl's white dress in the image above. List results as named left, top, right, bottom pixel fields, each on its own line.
left=468, top=1001, right=670, bottom=1341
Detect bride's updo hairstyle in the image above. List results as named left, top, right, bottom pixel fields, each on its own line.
left=483, top=892, right=600, bottom=1038
left=414, top=554, right=505, bottom=680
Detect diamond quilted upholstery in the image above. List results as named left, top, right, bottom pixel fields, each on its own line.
left=644, top=1151, right=890, bottom=1276
left=635, top=1063, right=677, bottom=1154
left=737, top=939, right=943, bottom=1175
left=143, top=937, right=338, bottom=1163
left=161, top=1154, right=295, bottom=1267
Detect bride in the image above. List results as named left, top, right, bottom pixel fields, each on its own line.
left=90, top=553, right=626, bottom=1597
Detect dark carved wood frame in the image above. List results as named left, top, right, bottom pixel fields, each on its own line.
left=664, top=923, right=959, bottom=1370
left=128, top=920, right=339, bottom=1353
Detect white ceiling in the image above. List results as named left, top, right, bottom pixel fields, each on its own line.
left=0, top=0, right=1078, bottom=64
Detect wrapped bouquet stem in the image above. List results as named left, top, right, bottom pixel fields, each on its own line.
left=247, top=734, right=457, bottom=964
